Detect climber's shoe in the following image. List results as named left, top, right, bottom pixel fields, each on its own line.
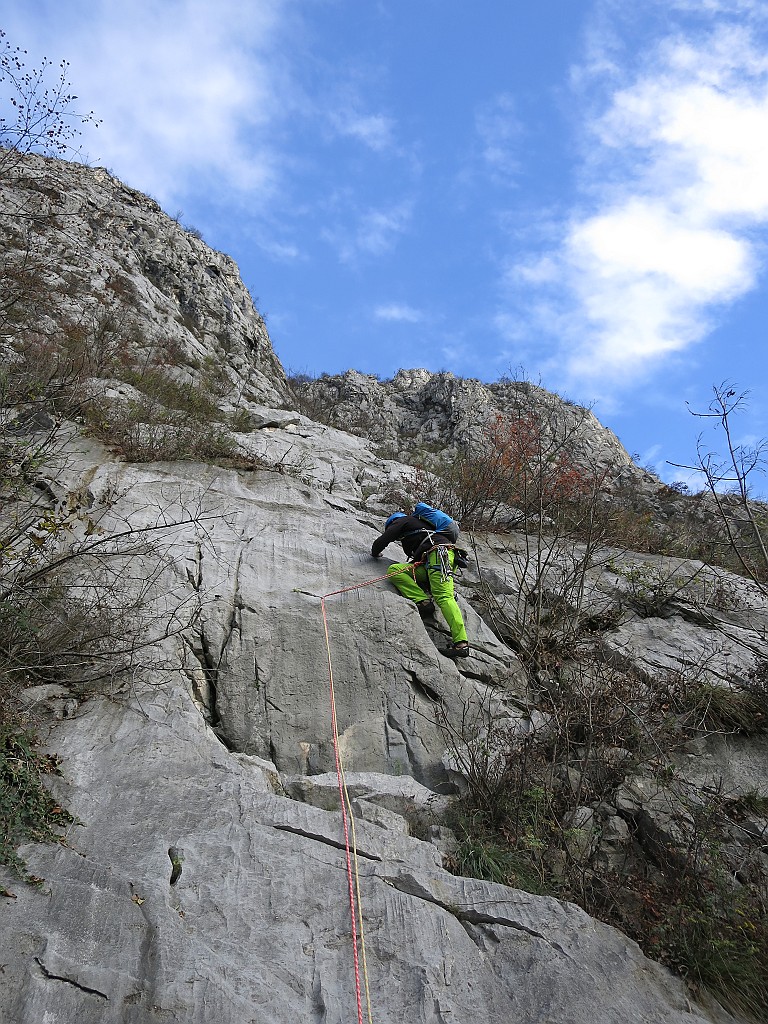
left=417, top=599, right=436, bottom=618
left=442, top=641, right=470, bottom=659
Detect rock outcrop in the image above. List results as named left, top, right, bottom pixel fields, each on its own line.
left=0, top=446, right=741, bottom=1024
left=1, top=156, right=764, bottom=1024
left=0, top=154, right=289, bottom=407
left=290, top=368, right=654, bottom=491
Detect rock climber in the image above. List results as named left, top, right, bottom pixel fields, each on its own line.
left=371, top=509, right=470, bottom=658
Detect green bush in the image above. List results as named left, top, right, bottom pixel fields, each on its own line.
left=118, top=366, right=222, bottom=419
left=635, top=871, right=768, bottom=1020
left=87, top=396, right=238, bottom=463
left=675, top=682, right=767, bottom=736
left=0, top=723, right=74, bottom=883
left=448, top=806, right=545, bottom=894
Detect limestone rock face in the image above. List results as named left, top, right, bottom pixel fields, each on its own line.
left=0, top=154, right=289, bottom=407
left=0, top=448, right=735, bottom=1024
left=1, top=678, right=716, bottom=1024
left=291, top=369, right=651, bottom=490
left=1, top=156, right=762, bottom=1024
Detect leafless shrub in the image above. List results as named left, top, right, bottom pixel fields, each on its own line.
left=439, top=651, right=768, bottom=1017
left=670, top=383, right=768, bottom=591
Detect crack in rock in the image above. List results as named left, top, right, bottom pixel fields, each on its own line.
left=381, top=872, right=575, bottom=961
left=458, top=918, right=501, bottom=952
left=272, top=823, right=383, bottom=862
left=35, top=958, right=109, bottom=1001
left=403, top=669, right=443, bottom=705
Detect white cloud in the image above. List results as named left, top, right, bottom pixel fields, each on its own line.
left=598, top=31, right=768, bottom=219
left=257, top=238, right=304, bottom=263
left=439, top=341, right=471, bottom=367
left=513, top=256, right=560, bottom=285
left=511, top=15, right=768, bottom=388
left=668, top=0, right=768, bottom=17
left=474, top=93, right=522, bottom=181
left=374, top=304, right=426, bottom=323
left=6, top=0, right=292, bottom=206
left=330, top=109, right=395, bottom=152
left=569, top=200, right=753, bottom=300
left=325, top=200, right=413, bottom=263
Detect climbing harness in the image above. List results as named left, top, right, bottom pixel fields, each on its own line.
left=426, top=543, right=455, bottom=583
left=319, top=562, right=422, bottom=1024
left=407, top=541, right=459, bottom=581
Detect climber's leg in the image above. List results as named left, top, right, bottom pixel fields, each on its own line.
left=426, top=550, right=468, bottom=644
left=386, top=562, right=431, bottom=605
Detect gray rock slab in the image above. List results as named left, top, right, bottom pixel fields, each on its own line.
left=352, top=798, right=410, bottom=835
left=283, top=770, right=452, bottom=820
left=602, top=614, right=762, bottom=686
left=44, top=456, right=525, bottom=791
left=675, top=732, right=768, bottom=798
left=0, top=680, right=735, bottom=1024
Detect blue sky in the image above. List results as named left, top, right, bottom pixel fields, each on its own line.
left=5, top=0, right=768, bottom=488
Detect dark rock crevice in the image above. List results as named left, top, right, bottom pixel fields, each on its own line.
left=272, top=823, right=383, bottom=862
left=34, top=958, right=109, bottom=1001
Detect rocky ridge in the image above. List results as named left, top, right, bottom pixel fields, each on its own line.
left=0, top=153, right=288, bottom=407
left=291, top=367, right=654, bottom=492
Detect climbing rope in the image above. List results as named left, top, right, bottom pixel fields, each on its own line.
left=320, top=596, right=367, bottom=1024
left=319, top=562, right=421, bottom=1024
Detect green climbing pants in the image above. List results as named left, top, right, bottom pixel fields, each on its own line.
left=387, top=548, right=468, bottom=644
